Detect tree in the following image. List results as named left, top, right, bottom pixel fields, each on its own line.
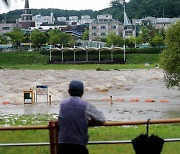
left=106, top=33, right=124, bottom=47
left=0, top=34, right=8, bottom=44
left=139, top=26, right=151, bottom=43
left=6, top=28, right=24, bottom=48
left=149, top=34, right=165, bottom=47
left=82, top=28, right=89, bottom=40
left=48, top=28, right=74, bottom=47
left=160, top=21, right=180, bottom=88
left=125, top=37, right=135, bottom=48
left=31, top=29, right=47, bottom=48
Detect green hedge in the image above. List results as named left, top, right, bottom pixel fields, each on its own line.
left=126, top=47, right=165, bottom=54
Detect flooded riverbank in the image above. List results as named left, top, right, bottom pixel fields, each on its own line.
left=0, top=69, right=179, bottom=121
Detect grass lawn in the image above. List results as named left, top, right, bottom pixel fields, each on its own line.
left=0, top=114, right=179, bottom=154
left=0, top=125, right=179, bottom=154
left=0, top=63, right=158, bottom=70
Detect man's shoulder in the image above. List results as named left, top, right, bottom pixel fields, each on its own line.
left=61, top=97, right=88, bottom=106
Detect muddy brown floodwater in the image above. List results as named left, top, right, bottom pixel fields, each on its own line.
left=0, top=69, right=179, bottom=121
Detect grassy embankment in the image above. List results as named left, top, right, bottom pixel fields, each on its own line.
left=0, top=51, right=160, bottom=69
left=0, top=114, right=179, bottom=154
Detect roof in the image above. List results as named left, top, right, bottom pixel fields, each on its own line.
left=156, top=18, right=171, bottom=24
left=25, top=0, right=29, bottom=9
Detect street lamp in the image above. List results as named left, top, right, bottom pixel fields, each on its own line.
left=135, top=24, right=137, bottom=48
left=123, top=43, right=126, bottom=62
left=49, top=44, right=52, bottom=62
left=28, top=28, right=32, bottom=51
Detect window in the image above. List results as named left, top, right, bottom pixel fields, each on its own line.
left=92, top=33, right=96, bottom=36
left=125, top=30, right=133, bottom=36
left=92, top=26, right=96, bottom=29
left=3, top=27, right=10, bottom=30
left=101, top=33, right=106, bottom=36
left=111, top=26, right=116, bottom=29
left=101, top=26, right=106, bottom=29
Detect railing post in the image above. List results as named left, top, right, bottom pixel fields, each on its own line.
left=55, top=120, right=59, bottom=153
left=49, top=120, right=58, bottom=154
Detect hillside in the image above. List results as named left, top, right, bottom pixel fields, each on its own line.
left=0, top=0, right=180, bottom=23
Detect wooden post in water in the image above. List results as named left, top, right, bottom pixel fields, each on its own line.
left=49, top=95, right=52, bottom=105
left=110, top=96, right=113, bottom=106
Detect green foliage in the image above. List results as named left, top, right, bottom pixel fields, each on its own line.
left=31, top=29, right=47, bottom=48
left=48, top=28, right=74, bottom=47
left=0, top=34, right=8, bottom=44
left=125, top=54, right=160, bottom=64
left=139, top=26, right=151, bottom=43
left=160, top=21, right=180, bottom=88
left=125, top=37, right=135, bottom=48
left=82, top=28, right=89, bottom=40
left=149, top=34, right=165, bottom=47
left=6, top=28, right=24, bottom=48
left=126, top=48, right=163, bottom=54
left=106, top=33, right=124, bottom=47
left=0, top=51, right=49, bottom=65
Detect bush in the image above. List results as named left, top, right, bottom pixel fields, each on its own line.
left=126, top=48, right=165, bottom=54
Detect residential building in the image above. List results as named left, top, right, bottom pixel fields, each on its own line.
left=32, top=13, right=55, bottom=27
left=0, top=22, right=17, bottom=34
left=123, top=12, right=135, bottom=38
left=68, top=16, right=79, bottom=25
left=57, top=17, right=67, bottom=22
left=89, top=14, right=123, bottom=41
left=132, top=17, right=180, bottom=30
left=80, top=15, right=94, bottom=25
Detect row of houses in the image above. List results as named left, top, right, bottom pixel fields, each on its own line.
left=0, top=0, right=179, bottom=41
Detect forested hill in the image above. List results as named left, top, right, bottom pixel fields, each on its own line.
left=0, top=0, right=180, bottom=23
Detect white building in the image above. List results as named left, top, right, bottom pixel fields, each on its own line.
left=80, top=15, right=94, bottom=25
left=0, top=23, right=17, bottom=34
left=57, top=17, right=67, bottom=22
left=32, top=13, right=55, bottom=27
left=89, top=14, right=123, bottom=41
left=68, top=16, right=79, bottom=25
left=132, top=17, right=180, bottom=30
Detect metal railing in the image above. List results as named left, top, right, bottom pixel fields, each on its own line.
left=0, top=118, right=180, bottom=154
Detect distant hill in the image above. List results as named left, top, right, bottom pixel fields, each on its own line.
left=0, top=0, right=179, bottom=23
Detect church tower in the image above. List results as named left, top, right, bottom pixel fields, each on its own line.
left=18, top=0, right=35, bottom=29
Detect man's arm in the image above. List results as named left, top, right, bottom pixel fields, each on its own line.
left=86, top=103, right=106, bottom=125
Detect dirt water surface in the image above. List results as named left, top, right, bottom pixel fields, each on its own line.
left=0, top=69, right=179, bottom=121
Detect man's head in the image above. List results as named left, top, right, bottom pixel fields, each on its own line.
left=68, top=80, right=84, bottom=97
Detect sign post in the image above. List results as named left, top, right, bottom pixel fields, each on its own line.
left=23, top=90, right=34, bottom=104
left=36, top=85, right=48, bottom=103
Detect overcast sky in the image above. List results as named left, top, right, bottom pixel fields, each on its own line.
left=0, top=0, right=114, bottom=14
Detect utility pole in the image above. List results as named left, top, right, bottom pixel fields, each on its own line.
left=28, top=28, right=32, bottom=51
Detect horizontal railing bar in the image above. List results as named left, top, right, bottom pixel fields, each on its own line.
left=90, top=118, right=180, bottom=127
left=164, top=138, right=180, bottom=142
left=88, top=140, right=132, bottom=144
left=1, top=138, right=180, bottom=147
left=0, top=118, right=179, bottom=131
left=0, top=143, right=50, bottom=147
left=0, top=125, right=49, bottom=131
left=89, top=138, right=180, bottom=144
